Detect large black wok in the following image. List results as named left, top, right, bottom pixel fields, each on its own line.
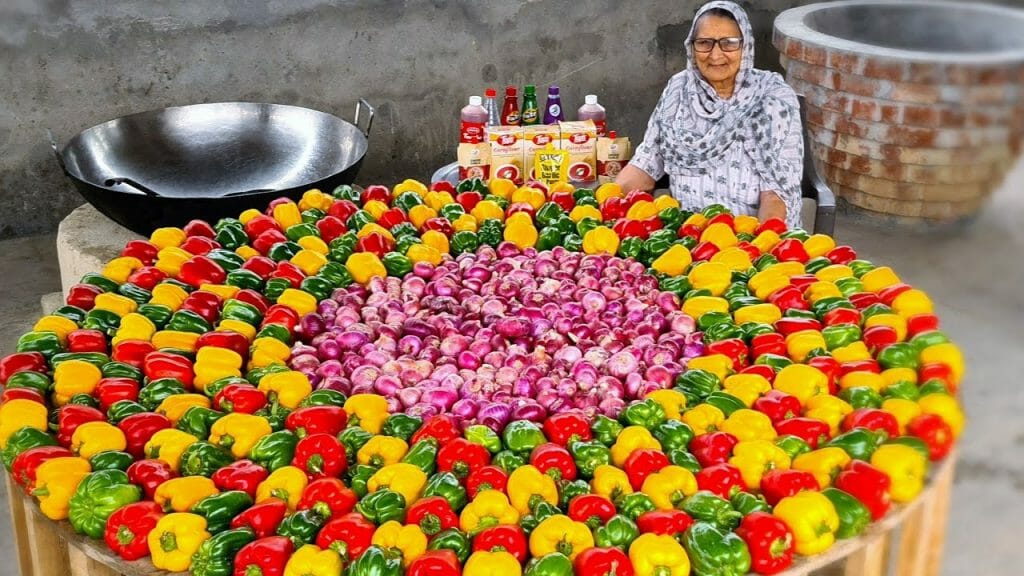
left=52, top=101, right=374, bottom=235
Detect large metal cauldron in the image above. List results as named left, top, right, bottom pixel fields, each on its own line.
left=51, top=101, right=374, bottom=235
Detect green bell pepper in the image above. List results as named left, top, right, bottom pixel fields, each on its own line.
left=493, top=450, right=525, bottom=473
left=450, top=231, right=480, bottom=256
left=659, top=207, right=684, bottom=230
left=774, top=435, right=812, bottom=460
left=247, top=430, right=298, bottom=471
left=401, top=439, right=438, bottom=476
left=176, top=406, right=225, bottom=440
left=568, top=441, right=612, bottom=479
left=2, top=427, right=58, bottom=470
left=754, top=254, right=779, bottom=270
left=826, top=428, right=884, bottom=461
left=478, top=219, right=504, bottom=248
left=881, top=380, right=920, bottom=402
left=703, top=321, right=744, bottom=344
left=347, top=545, right=403, bottom=576
left=822, top=487, right=871, bottom=539
left=702, top=204, right=728, bottom=218
left=616, top=493, right=656, bottom=521
left=389, top=222, right=418, bottom=240
left=730, top=491, right=772, bottom=516
left=576, top=217, right=601, bottom=238
left=521, top=500, right=561, bottom=534
left=180, top=441, right=235, bottom=478
left=214, top=220, right=248, bottom=250
left=225, top=269, right=264, bottom=291
left=562, top=234, right=583, bottom=252
left=780, top=228, right=810, bottom=241
left=739, top=322, right=774, bottom=342
left=254, top=402, right=291, bottom=432
left=381, top=413, right=422, bottom=442
left=573, top=195, right=598, bottom=209
left=339, top=427, right=374, bottom=464
left=909, top=330, right=950, bottom=354
left=723, top=281, right=751, bottom=301
left=117, top=283, right=152, bottom=306
left=682, top=521, right=752, bottom=576
left=51, top=352, right=109, bottom=370
left=166, top=309, right=212, bottom=335
left=253, top=324, right=291, bottom=346
left=394, top=192, right=424, bottom=212
left=834, top=277, right=864, bottom=297
left=382, top=252, right=414, bottom=278
left=668, top=450, right=703, bottom=474
left=619, top=398, right=667, bottom=429
left=298, top=389, right=347, bottom=408
left=682, top=491, right=742, bottom=531
left=536, top=226, right=563, bottom=251
left=276, top=508, right=327, bottom=548
left=394, top=235, right=418, bottom=255
left=427, top=529, right=472, bottom=563
left=299, top=276, right=334, bottom=301
left=331, top=184, right=360, bottom=202
left=80, top=272, right=120, bottom=292
left=206, top=249, right=245, bottom=272
left=535, top=202, right=565, bottom=227
left=659, top=275, right=692, bottom=297
left=618, top=237, right=645, bottom=261
left=138, top=378, right=188, bottom=411
left=525, top=553, right=574, bottom=576
left=918, top=379, right=950, bottom=396
left=423, top=472, right=468, bottom=511
left=572, top=188, right=595, bottom=202
left=68, top=470, right=142, bottom=539
left=804, top=256, right=831, bottom=274
left=301, top=208, right=325, bottom=224
left=552, top=215, right=576, bottom=237
left=221, top=300, right=263, bottom=327
left=848, top=259, right=875, bottom=278
left=267, top=241, right=301, bottom=263
left=4, top=371, right=51, bottom=396
left=559, top=479, right=592, bottom=508
left=839, top=386, right=883, bottom=410
left=101, top=360, right=142, bottom=381
left=107, top=400, right=147, bottom=424
left=697, top=311, right=732, bottom=332
left=319, top=262, right=354, bottom=289
left=464, top=425, right=502, bottom=454
left=346, top=210, right=376, bottom=231
left=502, top=420, right=547, bottom=455
left=356, top=489, right=407, bottom=524
left=136, top=303, right=173, bottom=329
left=652, top=420, right=694, bottom=453
left=886, top=436, right=931, bottom=462
left=348, top=465, right=378, bottom=499
left=439, top=203, right=466, bottom=221
left=190, top=527, right=255, bottom=576
left=192, top=490, right=254, bottom=534
left=68, top=393, right=100, bottom=408
left=16, top=331, right=62, bottom=359
left=877, top=342, right=920, bottom=371
left=53, top=305, right=87, bottom=324
left=88, top=450, right=134, bottom=472
left=755, top=353, right=793, bottom=371
left=705, top=392, right=746, bottom=417
left=674, top=369, right=721, bottom=405
left=860, top=303, right=892, bottom=322
left=594, top=514, right=639, bottom=550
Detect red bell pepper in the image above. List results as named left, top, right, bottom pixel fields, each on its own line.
left=473, top=525, right=528, bottom=563
left=263, top=305, right=300, bottom=332
left=705, top=337, right=749, bottom=371
left=466, top=465, right=509, bottom=500
left=530, top=443, right=578, bottom=482
left=411, top=415, right=461, bottom=446
left=328, top=200, right=360, bottom=224
left=178, top=255, right=227, bottom=288
left=314, top=215, right=347, bottom=243
left=292, top=433, right=347, bottom=479
left=126, top=459, right=178, bottom=500
left=753, top=390, right=801, bottom=425
left=143, top=351, right=195, bottom=389
left=231, top=498, right=289, bottom=539
left=862, top=325, right=898, bottom=355
left=771, top=238, right=809, bottom=262
left=57, top=404, right=106, bottom=447
left=285, top=406, right=348, bottom=438
left=878, top=283, right=913, bottom=306
left=406, top=496, right=459, bottom=537
left=181, top=290, right=224, bottom=324
left=121, top=240, right=161, bottom=265
left=613, top=219, right=648, bottom=240
left=361, top=185, right=390, bottom=205
left=181, top=235, right=220, bottom=256
left=568, top=494, right=617, bottom=529
left=574, top=547, right=634, bottom=576
left=423, top=217, right=456, bottom=236
left=849, top=292, right=882, bottom=310
left=543, top=412, right=592, bottom=446
left=407, top=550, right=462, bottom=576
left=126, top=266, right=167, bottom=291
left=774, top=317, right=822, bottom=336
left=456, top=191, right=483, bottom=213
left=506, top=203, right=536, bottom=220
left=690, top=431, right=739, bottom=467
left=234, top=290, right=271, bottom=315
left=0, top=351, right=48, bottom=385
left=95, top=377, right=141, bottom=411
left=678, top=224, right=702, bottom=239
left=66, top=329, right=110, bottom=354
left=118, top=412, right=173, bottom=459
left=834, top=460, right=891, bottom=520
left=315, top=512, right=376, bottom=561
left=735, top=241, right=762, bottom=262
left=197, top=332, right=250, bottom=361
left=233, top=536, right=293, bottom=576
left=691, top=241, right=720, bottom=261
left=356, top=232, right=394, bottom=258
left=244, top=215, right=282, bottom=241
left=11, top=446, right=72, bottom=492
left=104, top=501, right=164, bottom=561
left=636, top=509, right=695, bottom=537
left=806, top=355, right=841, bottom=396
left=825, top=245, right=857, bottom=265
left=735, top=511, right=795, bottom=574
left=602, top=197, right=628, bottom=221
left=212, top=459, right=270, bottom=499
left=695, top=463, right=747, bottom=498
left=437, top=438, right=490, bottom=479
left=298, top=477, right=358, bottom=519
left=839, top=360, right=881, bottom=376
left=842, top=409, right=900, bottom=440
left=112, top=340, right=156, bottom=369
left=760, top=469, right=820, bottom=505
left=774, top=417, right=831, bottom=449
left=431, top=181, right=456, bottom=194
left=375, top=209, right=406, bottom=231
left=265, top=197, right=293, bottom=213
left=822, top=307, right=861, bottom=327
left=906, top=414, right=954, bottom=461
left=625, top=190, right=654, bottom=206
left=2, top=388, right=45, bottom=405
left=215, top=384, right=269, bottom=414
left=740, top=364, right=776, bottom=383
left=272, top=262, right=306, bottom=288
left=707, top=213, right=735, bottom=229
left=767, top=286, right=810, bottom=312
left=183, top=219, right=216, bottom=238
left=919, top=363, right=956, bottom=393
left=906, top=314, right=940, bottom=338
left=66, top=283, right=105, bottom=310
left=550, top=192, right=575, bottom=212
left=788, top=274, right=819, bottom=293
left=623, top=448, right=670, bottom=490
left=241, top=256, right=278, bottom=280
left=755, top=218, right=787, bottom=235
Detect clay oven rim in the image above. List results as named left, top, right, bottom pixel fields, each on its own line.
left=775, top=0, right=1024, bottom=65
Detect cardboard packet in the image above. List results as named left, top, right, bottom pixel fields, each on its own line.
left=558, top=120, right=598, bottom=184
left=523, top=125, right=560, bottom=183
left=457, top=142, right=490, bottom=181
left=488, top=126, right=525, bottom=185
left=597, top=133, right=632, bottom=184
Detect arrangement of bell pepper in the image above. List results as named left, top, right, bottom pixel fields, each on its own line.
left=0, top=180, right=966, bottom=575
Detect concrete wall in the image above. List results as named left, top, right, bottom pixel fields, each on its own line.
left=1, top=0, right=1020, bottom=237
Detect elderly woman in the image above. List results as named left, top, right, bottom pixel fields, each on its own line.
left=616, top=1, right=803, bottom=227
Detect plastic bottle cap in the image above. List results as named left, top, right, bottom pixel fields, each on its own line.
left=469, top=96, right=482, bottom=106
left=485, top=88, right=496, bottom=98
left=585, top=95, right=598, bottom=105
left=506, top=86, right=518, bottom=96
left=525, top=85, right=536, bottom=94
left=609, top=131, right=617, bottom=139
left=548, top=86, right=560, bottom=95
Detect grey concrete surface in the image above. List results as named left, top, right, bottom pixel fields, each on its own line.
left=0, top=157, right=1021, bottom=573
left=5, top=0, right=1024, bottom=238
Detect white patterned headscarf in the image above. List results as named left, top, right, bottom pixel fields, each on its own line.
left=661, top=1, right=802, bottom=221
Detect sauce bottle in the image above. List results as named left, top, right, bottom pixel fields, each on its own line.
left=543, top=85, right=565, bottom=125
left=460, top=96, right=488, bottom=144
left=522, top=85, right=540, bottom=126
left=501, top=86, right=521, bottom=126
left=578, top=94, right=607, bottom=137
left=484, top=88, right=501, bottom=127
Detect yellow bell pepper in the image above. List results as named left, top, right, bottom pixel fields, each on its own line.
left=394, top=179, right=428, bottom=197
left=112, top=313, right=157, bottom=345
left=804, top=281, right=842, bottom=304
left=452, top=213, right=478, bottom=232
left=568, top=205, right=601, bottom=223
left=582, top=226, right=620, bottom=256
left=529, top=515, right=594, bottom=561
left=357, top=436, right=409, bottom=467
left=71, top=421, right=127, bottom=458
left=863, top=313, right=907, bottom=342
left=291, top=249, right=328, bottom=276
left=421, top=230, right=450, bottom=254
left=595, top=182, right=623, bottom=203
left=277, top=288, right=317, bottom=317
left=368, top=463, right=427, bottom=504
left=804, top=395, right=853, bottom=417
left=357, top=223, right=395, bottom=242
left=919, top=342, right=965, bottom=386
left=720, top=409, right=777, bottom=442
left=488, top=178, right=517, bottom=199
left=765, top=262, right=806, bottom=278
left=464, top=550, right=521, bottom=576
left=751, top=229, right=781, bottom=253
left=892, top=289, right=933, bottom=317
left=52, top=359, right=103, bottom=406
left=0, top=398, right=50, bottom=447
left=688, top=262, right=731, bottom=296
left=729, top=440, right=792, bottom=489
left=681, top=404, right=726, bottom=436
left=363, top=200, right=390, bottom=219
left=460, top=490, right=520, bottom=534
left=297, top=235, right=329, bottom=255
left=299, top=189, right=333, bottom=212
left=344, top=394, right=389, bottom=434
left=256, top=466, right=308, bottom=510
left=682, top=296, right=730, bottom=320
left=148, top=513, right=211, bottom=572
left=815, top=264, right=853, bottom=283
left=150, top=282, right=189, bottom=311
left=512, top=186, right=546, bottom=210
left=258, top=370, right=313, bottom=410
left=831, top=341, right=873, bottom=364
left=504, top=222, right=539, bottom=250
left=630, top=534, right=691, bottom=575
left=650, top=244, right=692, bottom=277
left=591, top=464, right=633, bottom=502
left=150, top=227, right=187, bottom=249
left=785, top=329, right=827, bottom=363
left=217, top=319, right=257, bottom=341
left=871, top=444, right=928, bottom=503
left=155, top=246, right=192, bottom=277
left=773, top=363, right=828, bottom=405
left=700, top=222, right=738, bottom=249
left=284, top=544, right=343, bottom=576
left=407, top=205, right=438, bottom=230
left=723, top=373, right=771, bottom=407
left=749, top=271, right=790, bottom=301
left=424, top=191, right=455, bottom=211
left=407, top=243, right=444, bottom=265
left=155, top=477, right=219, bottom=512
left=506, top=212, right=532, bottom=227
left=626, top=200, right=659, bottom=221
left=31, top=456, right=91, bottom=520
left=250, top=337, right=292, bottom=367
left=145, top=428, right=200, bottom=471
left=792, top=447, right=851, bottom=489
left=802, top=234, right=835, bottom=258
left=861, top=266, right=901, bottom=293
left=803, top=408, right=845, bottom=438
left=239, top=209, right=262, bottom=225
left=610, top=426, right=662, bottom=467
left=683, top=213, right=707, bottom=229
left=346, top=252, right=387, bottom=285
left=371, top=521, right=428, bottom=566
left=641, top=465, right=698, bottom=510
left=194, top=346, right=245, bottom=392
left=773, top=491, right=839, bottom=555
left=838, top=371, right=885, bottom=392
left=470, top=201, right=503, bottom=223
left=236, top=245, right=260, bottom=260
left=686, top=354, right=733, bottom=382
left=152, top=330, right=200, bottom=353
left=156, top=394, right=211, bottom=424
left=733, top=215, right=759, bottom=234
left=881, top=367, right=918, bottom=388
left=710, top=247, right=753, bottom=271
left=881, top=398, right=922, bottom=435
left=101, top=256, right=144, bottom=283
left=917, top=393, right=965, bottom=438
left=94, top=292, right=138, bottom=317
left=507, top=465, right=559, bottom=515
left=209, top=412, right=273, bottom=458
left=272, top=202, right=303, bottom=230
left=33, top=315, right=78, bottom=343
left=645, top=389, right=688, bottom=421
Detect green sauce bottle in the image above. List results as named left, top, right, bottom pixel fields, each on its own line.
left=522, top=85, right=540, bottom=126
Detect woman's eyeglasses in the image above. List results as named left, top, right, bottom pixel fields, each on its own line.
left=692, top=37, right=742, bottom=53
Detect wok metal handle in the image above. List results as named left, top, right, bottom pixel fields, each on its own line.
left=46, top=129, right=69, bottom=174
left=355, top=99, right=375, bottom=139
left=104, top=177, right=162, bottom=197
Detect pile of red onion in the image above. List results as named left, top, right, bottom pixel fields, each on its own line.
left=288, top=242, right=703, bottom=430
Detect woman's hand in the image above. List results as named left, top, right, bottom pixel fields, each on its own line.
left=758, top=190, right=788, bottom=223
left=615, top=165, right=657, bottom=193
